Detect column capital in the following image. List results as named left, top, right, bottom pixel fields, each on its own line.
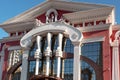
left=44, top=47, right=52, bottom=57
left=111, top=40, right=119, bottom=47
left=56, top=47, right=63, bottom=57
left=34, top=49, right=42, bottom=59
left=72, top=41, right=82, bottom=46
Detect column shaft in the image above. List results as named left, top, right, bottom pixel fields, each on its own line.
left=112, top=40, right=120, bottom=80
left=73, top=43, right=81, bottom=80
left=46, top=57, right=50, bottom=76
left=0, top=51, right=4, bottom=80
left=35, top=59, right=39, bottom=75
left=57, top=57, right=61, bottom=77
left=20, top=50, right=29, bottom=80
left=45, top=33, right=52, bottom=76
left=35, top=36, right=41, bottom=75
left=56, top=33, right=63, bottom=78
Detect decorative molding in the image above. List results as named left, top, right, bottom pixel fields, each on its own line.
left=78, top=23, right=111, bottom=32
left=8, top=46, right=22, bottom=51
left=63, top=7, right=113, bottom=24
left=82, top=36, right=105, bottom=43
left=0, top=19, right=35, bottom=33
left=0, top=35, right=22, bottom=43
left=20, top=22, right=82, bottom=48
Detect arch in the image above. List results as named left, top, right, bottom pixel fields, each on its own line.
left=4, top=60, right=22, bottom=80
left=80, top=55, right=102, bottom=80
left=20, top=22, right=82, bottom=48
left=46, top=8, right=58, bottom=16
left=5, top=53, right=102, bottom=80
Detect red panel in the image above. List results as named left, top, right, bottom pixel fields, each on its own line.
left=96, top=20, right=106, bottom=25
left=10, top=33, right=16, bottom=37
left=6, top=41, right=20, bottom=46
left=110, top=30, right=117, bottom=42
left=36, top=10, right=71, bottom=23
left=74, top=23, right=83, bottom=27
left=36, top=13, right=46, bottom=23
left=1, top=41, right=20, bottom=79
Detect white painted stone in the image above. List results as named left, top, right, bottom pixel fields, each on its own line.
left=20, top=50, right=29, bottom=80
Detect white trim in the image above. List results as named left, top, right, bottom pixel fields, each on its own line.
left=0, top=36, right=22, bottom=43
left=0, top=19, right=35, bottom=33
left=111, top=40, right=120, bottom=80
left=78, top=23, right=111, bottom=32
left=20, top=22, right=82, bottom=48
left=82, top=36, right=105, bottom=43
left=20, top=50, right=29, bottom=80
left=8, top=46, right=22, bottom=51
left=63, top=7, right=113, bottom=24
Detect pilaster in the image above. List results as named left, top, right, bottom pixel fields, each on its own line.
left=73, top=42, right=81, bottom=80
left=20, top=48, right=29, bottom=80
left=0, top=51, right=4, bottom=80
left=112, top=40, right=120, bottom=80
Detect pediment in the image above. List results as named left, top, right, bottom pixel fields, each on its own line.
left=3, top=0, right=113, bottom=24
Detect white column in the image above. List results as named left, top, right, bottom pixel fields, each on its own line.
left=112, top=40, right=120, bottom=80
left=44, top=33, right=52, bottom=76
left=34, top=36, right=42, bottom=75
left=83, top=22, right=85, bottom=27
left=55, top=15, right=58, bottom=22
left=73, top=42, right=81, bottom=80
left=0, top=51, right=4, bottom=80
left=61, top=59, right=64, bottom=78
left=20, top=49, right=29, bottom=80
left=94, top=20, right=96, bottom=25
left=46, top=15, right=49, bottom=23
left=9, top=51, right=13, bottom=68
left=12, top=51, right=15, bottom=65
left=56, top=33, right=63, bottom=78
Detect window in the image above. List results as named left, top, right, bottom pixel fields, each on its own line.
left=81, top=42, right=102, bottom=65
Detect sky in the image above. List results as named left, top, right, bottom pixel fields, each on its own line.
left=0, top=0, right=120, bottom=39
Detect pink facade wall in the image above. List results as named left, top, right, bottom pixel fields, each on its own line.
left=0, top=9, right=117, bottom=80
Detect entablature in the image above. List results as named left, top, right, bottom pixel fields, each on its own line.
left=63, top=7, right=114, bottom=24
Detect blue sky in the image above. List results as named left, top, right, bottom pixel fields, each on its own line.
left=0, top=0, right=120, bottom=39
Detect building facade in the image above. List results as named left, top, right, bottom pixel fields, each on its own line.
left=0, top=0, right=119, bottom=80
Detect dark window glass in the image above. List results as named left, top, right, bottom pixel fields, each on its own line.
left=81, top=42, right=102, bottom=65
left=28, top=37, right=102, bottom=80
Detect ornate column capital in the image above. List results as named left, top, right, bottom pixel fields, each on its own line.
left=34, top=49, right=42, bottom=59
left=44, top=47, right=52, bottom=57
left=111, top=40, right=119, bottom=47
left=56, top=47, right=63, bottom=57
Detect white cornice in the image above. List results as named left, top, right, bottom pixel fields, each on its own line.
left=8, top=46, right=22, bottom=51
left=0, top=36, right=22, bottom=43
left=2, top=0, right=113, bottom=24
left=0, top=19, right=35, bottom=33
left=82, top=36, right=105, bottom=43
left=78, top=23, right=111, bottom=32
left=63, top=7, right=113, bottom=24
